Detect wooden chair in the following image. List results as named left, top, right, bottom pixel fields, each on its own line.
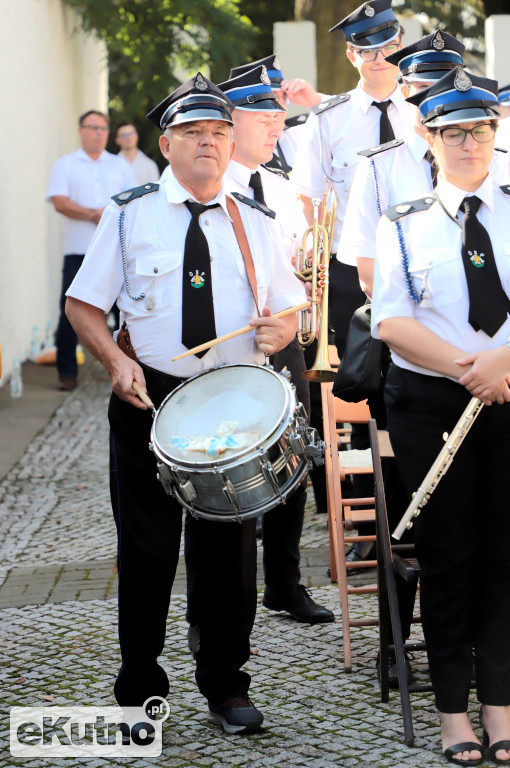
left=321, top=381, right=379, bottom=671
left=368, top=418, right=429, bottom=746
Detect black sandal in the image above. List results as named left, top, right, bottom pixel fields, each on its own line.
left=480, top=706, right=510, bottom=765
left=488, top=741, right=510, bottom=766
left=443, top=742, right=484, bottom=766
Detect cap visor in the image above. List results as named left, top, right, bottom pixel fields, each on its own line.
left=352, top=26, right=400, bottom=49
left=425, top=106, right=500, bottom=127
left=170, top=108, right=234, bottom=126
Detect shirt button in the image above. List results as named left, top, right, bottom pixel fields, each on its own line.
left=154, top=267, right=159, bottom=274
left=205, top=220, right=210, bottom=226
left=343, top=162, right=348, bottom=167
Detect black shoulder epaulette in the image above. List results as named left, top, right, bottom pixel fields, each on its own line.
left=262, top=164, right=289, bottom=180
left=500, top=184, right=510, bottom=196
left=284, top=113, right=308, bottom=129
left=112, top=182, right=159, bottom=206
left=383, top=195, right=436, bottom=221
left=231, top=192, right=276, bottom=219
left=311, top=93, right=350, bottom=115
left=358, top=139, right=404, bottom=158
left=495, top=147, right=509, bottom=154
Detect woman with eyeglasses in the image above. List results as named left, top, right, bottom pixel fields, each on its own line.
left=372, top=67, right=510, bottom=767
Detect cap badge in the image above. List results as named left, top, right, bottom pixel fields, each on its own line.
left=194, top=73, right=209, bottom=92
left=273, top=55, right=281, bottom=70
left=260, top=66, right=271, bottom=86
left=454, top=68, right=472, bottom=92
left=364, top=3, right=375, bottom=16
left=431, top=31, right=445, bottom=51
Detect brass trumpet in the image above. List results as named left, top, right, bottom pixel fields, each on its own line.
left=295, top=184, right=337, bottom=382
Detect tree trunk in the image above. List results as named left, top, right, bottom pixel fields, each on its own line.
left=295, top=0, right=360, bottom=94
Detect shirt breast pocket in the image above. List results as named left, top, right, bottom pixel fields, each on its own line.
left=408, top=247, right=463, bottom=307
left=135, top=251, right=181, bottom=312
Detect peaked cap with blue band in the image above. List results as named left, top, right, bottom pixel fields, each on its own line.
left=229, top=55, right=284, bottom=90
left=329, top=0, right=400, bottom=49
left=217, top=65, right=285, bottom=112
left=406, top=66, right=500, bottom=127
left=385, top=30, right=465, bottom=82
left=146, top=73, right=234, bottom=131
left=499, top=84, right=510, bottom=106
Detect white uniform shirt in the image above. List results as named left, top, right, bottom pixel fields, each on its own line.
left=120, top=149, right=160, bottom=185
left=46, top=148, right=136, bottom=255
left=341, top=137, right=510, bottom=266
left=224, top=159, right=308, bottom=263
left=372, top=173, right=510, bottom=377
left=67, top=171, right=305, bottom=378
left=291, top=82, right=414, bottom=253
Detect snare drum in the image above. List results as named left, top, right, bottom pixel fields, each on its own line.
left=150, top=364, right=324, bottom=522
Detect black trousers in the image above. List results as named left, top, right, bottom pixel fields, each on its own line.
left=385, top=364, right=510, bottom=712
left=185, top=341, right=310, bottom=617
left=56, top=254, right=84, bottom=380
left=109, top=370, right=257, bottom=707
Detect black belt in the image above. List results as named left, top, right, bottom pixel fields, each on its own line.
left=139, top=362, right=186, bottom=392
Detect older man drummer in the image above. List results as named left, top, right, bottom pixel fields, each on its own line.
left=65, top=73, right=305, bottom=734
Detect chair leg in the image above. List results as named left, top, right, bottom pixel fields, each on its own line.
left=328, top=493, right=352, bottom=671
left=369, top=419, right=415, bottom=747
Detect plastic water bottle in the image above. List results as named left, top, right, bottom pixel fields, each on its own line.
left=10, top=358, right=23, bottom=398
left=43, top=320, right=53, bottom=350
left=29, top=326, right=40, bottom=360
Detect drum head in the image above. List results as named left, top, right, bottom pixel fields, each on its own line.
left=153, top=365, right=291, bottom=465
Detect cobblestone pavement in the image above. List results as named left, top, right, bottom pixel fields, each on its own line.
left=0, top=359, right=487, bottom=767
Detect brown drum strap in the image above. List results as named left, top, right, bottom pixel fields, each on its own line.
left=226, top=196, right=261, bottom=317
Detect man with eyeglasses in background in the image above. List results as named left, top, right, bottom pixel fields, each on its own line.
left=46, top=110, right=136, bottom=391
left=114, top=122, right=160, bottom=185
left=291, top=0, right=414, bottom=569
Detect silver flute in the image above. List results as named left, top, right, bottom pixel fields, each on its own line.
left=392, top=396, right=484, bottom=540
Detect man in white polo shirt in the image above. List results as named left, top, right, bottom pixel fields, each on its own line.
left=46, top=110, right=136, bottom=391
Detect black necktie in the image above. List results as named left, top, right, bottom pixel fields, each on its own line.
left=372, top=100, right=395, bottom=144
left=425, top=149, right=438, bottom=188
left=460, top=196, right=510, bottom=337
left=181, top=200, right=220, bottom=358
left=249, top=171, right=266, bottom=205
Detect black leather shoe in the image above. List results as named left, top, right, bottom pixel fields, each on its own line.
left=376, top=650, right=414, bottom=688
left=208, top=694, right=263, bottom=734
left=345, top=541, right=376, bottom=573
left=263, top=584, right=335, bottom=624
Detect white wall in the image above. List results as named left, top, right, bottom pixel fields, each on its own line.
left=485, top=15, right=510, bottom=84
left=0, top=0, right=107, bottom=384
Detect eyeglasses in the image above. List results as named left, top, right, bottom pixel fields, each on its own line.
left=81, top=125, right=109, bottom=132
left=353, top=43, right=400, bottom=62
left=117, top=131, right=137, bottom=138
left=438, top=124, right=496, bottom=146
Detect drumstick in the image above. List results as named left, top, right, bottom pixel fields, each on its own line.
left=172, top=301, right=311, bottom=361
left=133, top=381, right=155, bottom=410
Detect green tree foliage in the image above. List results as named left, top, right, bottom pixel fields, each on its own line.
left=237, top=0, right=294, bottom=62
left=395, top=0, right=486, bottom=53
left=62, top=0, right=254, bottom=163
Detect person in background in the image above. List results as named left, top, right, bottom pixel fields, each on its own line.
left=114, top=122, right=160, bottom=184
left=229, top=54, right=326, bottom=172
left=218, top=64, right=334, bottom=625
left=46, top=110, right=136, bottom=391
